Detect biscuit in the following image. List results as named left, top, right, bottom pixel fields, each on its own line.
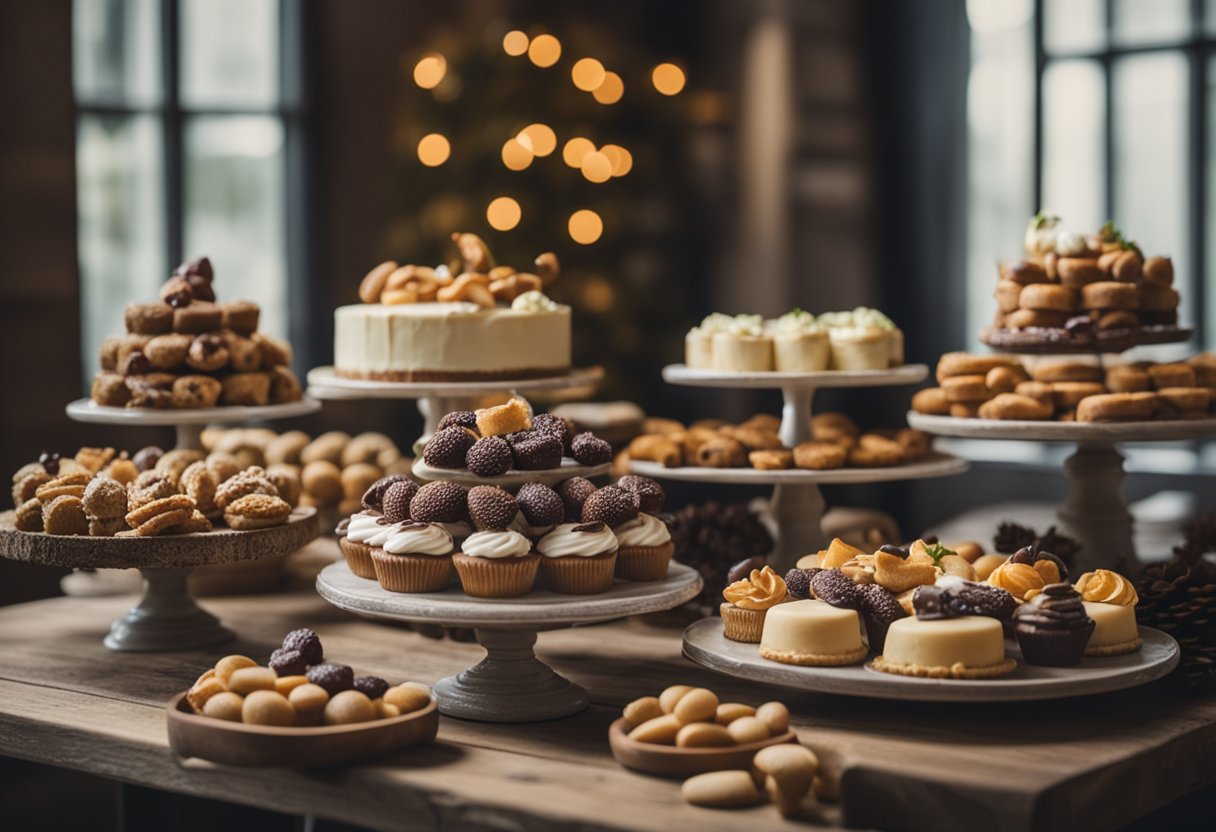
left=749, top=449, right=793, bottom=470
left=125, top=494, right=195, bottom=528
left=91, top=371, right=132, bottom=407
left=221, top=372, right=272, bottom=406
left=1081, top=281, right=1139, bottom=311
left=1019, top=284, right=1077, bottom=313
left=895, top=428, right=931, bottom=460
left=998, top=260, right=1049, bottom=285
left=1013, top=381, right=1055, bottom=409
left=1056, top=258, right=1103, bottom=289
left=215, top=467, right=279, bottom=510
left=124, top=302, right=174, bottom=335
left=174, top=301, right=223, bottom=333
left=995, top=280, right=1023, bottom=313
left=359, top=261, right=397, bottom=304
left=1156, top=387, right=1212, bottom=417
left=1030, top=361, right=1102, bottom=383
left=265, top=464, right=302, bottom=507
left=910, top=387, right=950, bottom=415
left=99, top=336, right=122, bottom=371
left=1076, top=392, right=1157, bottom=422
left=144, top=333, right=192, bottom=369
left=1096, top=310, right=1138, bottom=331
left=1111, top=250, right=1143, bottom=282
left=13, top=471, right=50, bottom=505
left=186, top=334, right=229, bottom=372
left=1052, top=381, right=1107, bottom=409
left=694, top=436, right=746, bottom=468
left=224, top=333, right=262, bottom=371
left=1105, top=365, right=1151, bottom=393
left=849, top=435, right=902, bottom=467
left=1005, top=308, right=1069, bottom=329
left=172, top=509, right=213, bottom=534
left=42, top=494, right=89, bottom=535
left=985, top=365, right=1029, bottom=394
left=792, top=441, right=846, bottom=470
left=15, top=498, right=44, bottom=531
left=1142, top=256, right=1174, bottom=287
left=224, top=493, right=292, bottom=530
left=1148, top=363, right=1195, bottom=390
left=811, top=412, right=860, bottom=443
left=268, top=367, right=302, bottom=403
left=156, top=449, right=205, bottom=486
left=131, top=507, right=195, bottom=536
left=128, top=470, right=179, bottom=509
left=35, top=473, right=91, bottom=502
left=172, top=375, right=223, bottom=409
left=949, top=402, right=981, bottom=418
left=180, top=461, right=219, bottom=515
left=254, top=332, right=293, bottom=367
left=935, top=352, right=1021, bottom=382
left=1186, top=353, right=1216, bottom=388
left=1139, top=283, right=1179, bottom=313
left=221, top=301, right=260, bottom=335
left=124, top=373, right=175, bottom=408
left=941, top=375, right=993, bottom=403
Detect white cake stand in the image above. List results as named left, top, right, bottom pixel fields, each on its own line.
left=631, top=364, right=967, bottom=570
left=907, top=412, right=1216, bottom=570
left=412, top=458, right=611, bottom=488
left=306, top=366, right=604, bottom=440
left=316, top=560, right=702, bottom=722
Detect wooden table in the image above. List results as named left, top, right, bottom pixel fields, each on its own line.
left=1, top=542, right=1215, bottom=832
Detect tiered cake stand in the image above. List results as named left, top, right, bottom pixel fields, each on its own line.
left=317, top=560, right=702, bottom=723
left=907, top=411, right=1216, bottom=571
left=628, top=365, right=969, bottom=570
left=306, top=366, right=604, bottom=440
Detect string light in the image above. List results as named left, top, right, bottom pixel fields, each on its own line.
left=527, top=34, right=561, bottom=68
left=486, top=197, right=522, bottom=231
left=413, top=53, right=447, bottom=89
left=571, top=58, right=606, bottom=91
left=651, top=63, right=686, bottom=95
left=501, top=138, right=534, bottom=171
left=518, top=123, right=556, bottom=157
left=580, top=151, right=612, bottom=183
left=592, top=71, right=623, bottom=104
left=568, top=209, right=603, bottom=244
left=416, top=133, right=450, bottom=167
left=502, top=30, right=529, bottom=56
left=562, top=137, right=595, bottom=168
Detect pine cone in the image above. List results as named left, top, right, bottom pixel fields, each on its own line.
left=1136, top=557, right=1216, bottom=692
left=670, top=500, right=773, bottom=617
left=1174, top=510, right=1216, bottom=564
left=993, top=521, right=1080, bottom=571
left=994, top=522, right=1036, bottom=555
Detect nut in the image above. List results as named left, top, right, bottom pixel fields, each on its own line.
left=755, top=701, right=790, bottom=735
left=627, top=714, right=682, bottom=745
left=753, top=744, right=819, bottom=818
left=437, top=273, right=495, bottom=308
left=658, top=684, right=694, bottom=714
left=726, top=716, right=771, bottom=744
left=672, top=688, right=719, bottom=724
left=681, top=770, right=762, bottom=808
left=623, top=696, right=664, bottom=729
left=534, top=251, right=560, bottom=285
left=675, top=722, right=734, bottom=748
left=715, top=702, right=757, bottom=725
left=452, top=232, right=493, bottom=272
left=359, top=260, right=398, bottom=303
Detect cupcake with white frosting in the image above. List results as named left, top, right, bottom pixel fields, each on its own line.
left=537, top=521, right=619, bottom=594
left=612, top=475, right=674, bottom=581
left=340, top=511, right=384, bottom=579
left=370, top=522, right=455, bottom=593
left=453, top=486, right=539, bottom=597
left=711, top=314, right=774, bottom=372
left=769, top=309, right=829, bottom=372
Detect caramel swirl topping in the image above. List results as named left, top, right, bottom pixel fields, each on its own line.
left=723, top=565, right=788, bottom=611
left=1074, top=569, right=1139, bottom=606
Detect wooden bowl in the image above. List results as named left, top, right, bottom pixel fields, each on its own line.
left=607, top=717, right=797, bottom=777
left=166, top=692, right=439, bottom=767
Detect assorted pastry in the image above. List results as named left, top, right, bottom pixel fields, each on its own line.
left=913, top=351, right=1216, bottom=421
left=715, top=536, right=1141, bottom=678
left=9, top=446, right=297, bottom=536
left=340, top=473, right=674, bottom=597
left=185, top=628, right=432, bottom=727
left=200, top=427, right=411, bottom=517
left=91, top=257, right=303, bottom=408
left=626, top=412, right=932, bottom=470
left=685, top=307, right=903, bottom=372
left=982, top=215, right=1186, bottom=351
left=419, top=400, right=613, bottom=474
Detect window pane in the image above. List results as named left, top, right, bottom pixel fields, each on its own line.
left=1113, top=55, right=1190, bottom=325
left=1043, top=0, right=1104, bottom=54
left=1206, top=59, right=1216, bottom=347
left=1041, top=60, right=1105, bottom=232
left=1113, top=0, right=1190, bottom=45
left=72, top=0, right=160, bottom=105
left=180, top=0, right=278, bottom=108
left=184, top=117, right=287, bottom=340
left=77, top=115, right=166, bottom=379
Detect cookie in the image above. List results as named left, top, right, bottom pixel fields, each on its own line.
left=1081, top=281, right=1139, bottom=311
left=156, top=449, right=205, bottom=485
left=941, top=374, right=993, bottom=403
left=749, top=449, right=793, bottom=470
left=977, top=393, right=1053, bottom=421
left=125, top=373, right=176, bottom=408
left=1051, top=381, right=1107, bottom=409
left=185, top=334, right=229, bottom=372
left=14, top=498, right=44, bottom=531
left=268, top=367, right=302, bottom=403
left=221, top=301, right=260, bottom=335
left=1005, top=309, right=1069, bottom=329
left=1156, top=387, right=1212, bottom=417
left=910, top=387, right=950, bottom=415
left=1019, top=284, right=1077, bottom=313
left=1187, top=353, right=1216, bottom=389
left=128, top=470, right=179, bottom=509
left=91, top=371, right=132, bottom=407
left=1030, top=360, right=1102, bottom=383
left=83, top=477, right=127, bottom=523
left=42, top=494, right=89, bottom=535
left=172, top=375, right=223, bottom=409
left=221, top=372, right=271, bottom=406
left=224, top=333, right=262, bottom=372
left=215, top=467, right=279, bottom=510
left=998, top=260, right=1048, bottom=285
left=792, top=441, right=846, bottom=470
left=173, top=509, right=213, bottom=534
left=949, top=402, right=981, bottom=418
left=1096, top=310, right=1138, bottom=331
left=144, top=333, right=192, bottom=369
left=124, top=302, right=174, bottom=335
left=995, top=280, right=1023, bottom=313
left=936, top=353, right=1023, bottom=383
left=1055, top=257, right=1103, bottom=289
left=174, top=301, right=223, bottom=333
left=1142, top=256, right=1174, bottom=287
left=180, top=461, right=219, bottom=515
left=34, top=472, right=91, bottom=502
left=254, top=332, right=293, bottom=367
left=131, top=506, right=195, bottom=536
left=1076, top=392, right=1157, bottom=422
left=99, top=336, right=122, bottom=371
left=848, top=435, right=902, bottom=467
left=985, top=365, right=1029, bottom=394
left=125, top=494, right=195, bottom=529
left=224, top=493, right=292, bottom=530
left=895, top=428, right=931, bottom=459
left=12, top=471, right=50, bottom=505
left=1148, top=363, right=1196, bottom=390
left=693, top=436, right=746, bottom=468
left=265, top=464, right=302, bottom=507
left=1138, top=283, right=1179, bottom=313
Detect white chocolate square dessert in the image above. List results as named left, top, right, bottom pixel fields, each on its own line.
left=1082, top=601, right=1140, bottom=655
left=877, top=615, right=1010, bottom=675
left=759, top=599, right=866, bottom=666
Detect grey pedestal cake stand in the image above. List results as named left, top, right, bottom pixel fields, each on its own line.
left=316, top=560, right=702, bottom=722
left=630, top=365, right=967, bottom=571
left=907, top=412, right=1216, bottom=571
left=0, top=508, right=318, bottom=651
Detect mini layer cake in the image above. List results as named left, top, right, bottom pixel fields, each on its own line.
left=871, top=616, right=1016, bottom=679
left=1082, top=601, right=1142, bottom=657
left=759, top=599, right=867, bottom=666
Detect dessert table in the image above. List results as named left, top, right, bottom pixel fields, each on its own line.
left=1, top=541, right=1214, bottom=832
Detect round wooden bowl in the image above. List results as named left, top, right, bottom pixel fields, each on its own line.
left=607, top=717, right=797, bottom=778
left=166, top=692, right=439, bottom=767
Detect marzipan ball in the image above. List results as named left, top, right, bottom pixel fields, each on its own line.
left=288, top=683, right=330, bottom=713
left=227, top=666, right=278, bottom=695
left=203, top=691, right=245, bottom=722
left=242, top=690, right=296, bottom=726
left=383, top=684, right=431, bottom=714
left=323, top=690, right=375, bottom=725
left=214, top=654, right=256, bottom=684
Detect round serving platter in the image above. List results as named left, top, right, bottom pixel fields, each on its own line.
left=65, top=397, right=321, bottom=427
left=412, top=458, right=611, bottom=488
left=682, top=618, right=1178, bottom=703
left=305, top=366, right=604, bottom=399
left=627, top=452, right=968, bottom=486
left=661, top=363, right=928, bottom=390
left=906, top=411, right=1216, bottom=443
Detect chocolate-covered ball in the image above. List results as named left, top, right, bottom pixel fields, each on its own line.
left=281, top=627, right=324, bottom=666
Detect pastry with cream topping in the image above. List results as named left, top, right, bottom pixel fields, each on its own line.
left=1074, top=569, right=1141, bottom=656
left=1012, top=582, right=1094, bottom=666
left=607, top=475, right=674, bottom=581
left=536, top=520, right=619, bottom=594
left=368, top=521, right=455, bottom=593
left=759, top=599, right=868, bottom=666
left=721, top=566, right=789, bottom=643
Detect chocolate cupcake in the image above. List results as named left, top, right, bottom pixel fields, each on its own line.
left=1012, top=582, right=1094, bottom=666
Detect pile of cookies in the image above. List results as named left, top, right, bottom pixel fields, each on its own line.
left=9, top=445, right=295, bottom=536
left=186, top=628, right=432, bottom=727
left=358, top=232, right=559, bottom=307
left=200, top=427, right=410, bottom=516
left=984, top=216, right=1182, bottom=350
left=914, top=352, right=1216, bottom=422
left=91, top=257, right=302, bottom=409
left=624, top=412, right=932, bottom=470
left=421, top=399, right=613, bottom=474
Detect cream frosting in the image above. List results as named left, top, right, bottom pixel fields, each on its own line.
left=613, top=513, right=671, bottom=548
left=345, top=512, right=385, bottom=543
left=381, top=523, right=454, bottom=556
left=770, top=309, right=822, bottom=335
left=511, top=290, right=558, bottom=312
left=537, top=522, right=618, bottom=558
left=461, top=529, right=533, bottom=559
left=695, top=313, right=734, bottom=335
left=725, top=314, right=764, bottom=337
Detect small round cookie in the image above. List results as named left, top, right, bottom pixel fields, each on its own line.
left=1019, top=284, right=1077, bottom=313
left=266, top=431, right=311, bottom=466
left=1051, top=381, right=1107, bottom=409
left=172, top=375, right=223, bottom=409
left=174, top=300, right=223, bottom=333
left=340, top=432, right=396, bottom=467
left=144, top=333, right=192, bottom=369
left=35, top=472, right=91, bottom=502
left=1105, top=365, right=1151, bottom=393
left=125, top=493, right=195, bottom=528
left=269, top=367, right=302, bottom=404
left=910, top=387, right=951, bottom=415
left=42, top=495, right=89, bottom=535
left=792, top=441, right=846, bottom=470
left=895, top=427, right=931, bottom=459
left=12, top=471, right=50, bottom=505
left=186, top=334, right=229, bottom=372
left=127, top=506, right=195, bottom=536
left=99, top=336, right=122, bottom=371
left=977, top=393, right=1054, bottom=421
left=995, top=280, right=1023, bottom=313
left=1005, top=308, right=1069, bottom=329
left=849, top=435, right=902, bottom=467
left=180, top=461, right=219, bottom=515
left=156, top=449, right=205, bottom=486
left=985, top=365, right=1029, bottom=394
left=206, top=452, right=242, bottom=483
left=1139, top=283, right=1180, bottom=313
left=935, top=352, right=1021, bottom=382
left=949, top=402, right=981, bottom=418
left=91, top=371, right=131, bottom=407
left=749, top=449, right=793, bottom=470
left=221, top=372, right=272, bottom=406
left=1147, top=363, right=1196, bottom=390
left=811, top=412, right=860, bottom=441
left=215, top=466, right=279, bottom=511
left=1056, top=258, right=1104, bottom=289
left=224, top=493, right=292, bottom=530
left=1030, top=361, right=1102, bottom=383
left=1076, top=392, right=1158, bottom=422
left=117, top=348, right=153, bottom=376
left=172, top=509, right=213, bottom=534
left=15, top=498, right=44, bottom=531
left=1081, top=281, right=1139, bottom=311
left=83, top=477, right=127, bottom=524
left=694, top=436, right=747, bottom=468
left=1156, top=387, right=1212, bottom=416
left=941, top=375, right=993, bottom=403
left=221, top=301, right=260, bottom=335
left=1142, top=256, right=1174, bottom=287
left=124, top=302, right=174, bottom=335
left=998, top=260, right=1048, bottom=285
left=254, top=332, right=292, bottom=367
left=302, top=460, right=343, bottom=502
left=1096, top=311, right=1139, bottom=331
left=124, top=376, right=174, bottom=409
left=224, top=333, right=262, bottom=372
left=128, top=470, right=179, bottom=509
left=1014, top=381, right=1055, bottom=409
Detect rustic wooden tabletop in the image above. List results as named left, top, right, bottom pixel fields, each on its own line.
left=0, top=540, right=1214, bottom=832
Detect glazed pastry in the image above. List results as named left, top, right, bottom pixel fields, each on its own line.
left=536, top=520, right=619, bottom=594
left=720, top=566, right=788, bottom=643
left=711, top=315, right=773, bottom=372
left=1012, top=583, right=1094, bottom=666
left=769, top=309, right=829, bottom=372
left=759, top=599, right=867, bottom=666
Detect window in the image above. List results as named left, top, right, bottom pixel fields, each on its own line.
left=966, top=0, right=1216, bottom=351
left=72, top=0, right=305, bottom=379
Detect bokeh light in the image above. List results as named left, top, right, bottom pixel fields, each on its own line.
left=592, top=71, right=624, bottom=104
left=568, top=209, right=604, bottom=244
left=501, top=138, right=534, bottom=171
left=416, top=133, right=450, bottom=167
left=486, top=196, right=522, bottom=231
left=571, top=58, right=606, bottom=92
left=519, top=123, right=556, bottom=157
left=413, top=53, right=447, bottom=89
left=527, top=34, right=562, bottom=68
left=599, top=144, right=632, bottom=177
left=651, top=62, right=686, bottom=95
left=562, top=137, right=595, bottom=168
left=580, top=151, right=613, bottom=183
left=502, top=30, right=529, bottom=57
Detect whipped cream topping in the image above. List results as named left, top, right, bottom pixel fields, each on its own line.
left=725, top=314, right=764, bottom=337
left=770, top=309, right=823, bottom=336
left=382, top=522, right=454, bottom=556
left=461, top=529, right=533, bottom=559
left=613, top=512, right=671, bottom=548
left=537, top=521, right=618, bottom=558
left=693, top=313, right=734, bottom=336
left=345, top=512, right=384, bottom=543
left=818, top=307, right=896, bottom=333
left=511, top=290, right=559, bottom=312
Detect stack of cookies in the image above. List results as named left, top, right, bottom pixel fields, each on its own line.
left=984, top=216, right=1181, bottom=350
left=91, top=257, right=302, bottom=409
left=913, top=352, right=1216, bottom=422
